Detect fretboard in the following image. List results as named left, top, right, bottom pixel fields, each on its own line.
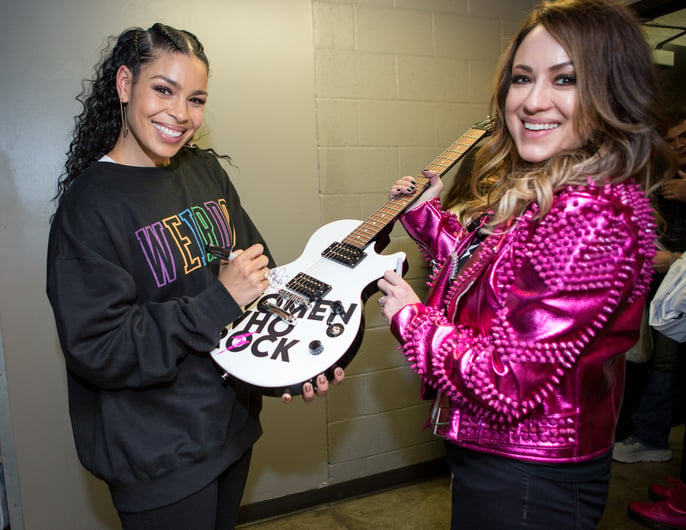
left=342, top=120, right=492, bottom=250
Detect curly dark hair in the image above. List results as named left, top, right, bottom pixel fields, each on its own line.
left=53, top=23, right=209, bottom=207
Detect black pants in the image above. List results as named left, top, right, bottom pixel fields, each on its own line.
left=118, top=448, right=252, bottom=530
left=445, top=443, right=610, bottom=530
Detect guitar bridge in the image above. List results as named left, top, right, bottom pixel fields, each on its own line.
left=259, top=273, right=332, bottom=323
left=322, top=242, right=366, bottom=268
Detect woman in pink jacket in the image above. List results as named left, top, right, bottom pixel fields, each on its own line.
left=377, top=0, right=673, bottom=528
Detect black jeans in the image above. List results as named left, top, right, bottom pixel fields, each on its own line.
left=445, top=443, right=610, bottom=530
left=118, top=448, right=253, bottom=530
left=632, top=330, right=681, bottom=448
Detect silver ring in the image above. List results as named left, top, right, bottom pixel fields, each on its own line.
left=378, top=297, right=385, bottom=306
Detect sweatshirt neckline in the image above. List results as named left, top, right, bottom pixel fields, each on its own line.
left=95, top=152, right=185, bottom=173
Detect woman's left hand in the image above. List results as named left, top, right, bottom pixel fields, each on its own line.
left=281, top=367, right=345, bottom=404
left=389, top=170, right=442, bottom=209
left=376, top=270, right=422, bottom=323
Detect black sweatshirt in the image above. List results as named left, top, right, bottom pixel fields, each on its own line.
left=46, top=147, right=273, bottom=512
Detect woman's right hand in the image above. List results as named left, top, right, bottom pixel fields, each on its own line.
left=389, top=170, right=443, bottom=209
left=218, top=243, right=270, bottom=307
left=377, top=269, right=422, bottom=323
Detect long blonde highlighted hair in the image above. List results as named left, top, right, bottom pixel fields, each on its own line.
left=461, top=0, right=673, bottom=230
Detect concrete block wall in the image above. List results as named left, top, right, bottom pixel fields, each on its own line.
left=311, top=0, right=536, bottom=484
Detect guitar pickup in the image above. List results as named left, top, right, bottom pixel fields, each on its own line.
left=322, top=242, right=366, bottom=268
left=286, top=273, right=332, bottom=301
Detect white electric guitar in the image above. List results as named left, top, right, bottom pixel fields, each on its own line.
left=210, top=118, right=493, bottom=395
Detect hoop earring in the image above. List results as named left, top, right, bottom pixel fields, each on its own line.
left=120, top=100, right=129, bottom=138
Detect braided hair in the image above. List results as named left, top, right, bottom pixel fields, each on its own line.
left=54, top=23, right=209, bottom=207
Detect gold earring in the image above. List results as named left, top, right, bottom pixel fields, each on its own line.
left=120, top=99, right=128, bottom=138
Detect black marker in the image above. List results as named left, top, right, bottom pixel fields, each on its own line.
left=206, top=244, right=236, bottom=261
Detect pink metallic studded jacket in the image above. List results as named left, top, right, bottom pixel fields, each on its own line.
left=391, top=181, right=656, bottom=463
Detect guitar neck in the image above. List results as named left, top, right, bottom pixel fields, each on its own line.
left=342, top=121, right=491, bottom=250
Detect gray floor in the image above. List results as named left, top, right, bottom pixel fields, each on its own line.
left=239, top=425, right=684, bottom=529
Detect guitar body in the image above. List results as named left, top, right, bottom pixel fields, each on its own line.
left=210, top=118, right=492, bottom=395
left=210, top=219, right=406, bottom=396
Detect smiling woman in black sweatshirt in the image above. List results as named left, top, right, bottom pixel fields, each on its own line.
left=46, top=23, right=341, bottom=530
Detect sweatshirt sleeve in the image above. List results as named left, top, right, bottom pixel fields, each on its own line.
left=390, top=184, right=656, bottom=422
left=45, top=155, right=258, bottom=391
left=221, top=168, right=276, bottom=268
left=47, top=222, right=243, bottom=389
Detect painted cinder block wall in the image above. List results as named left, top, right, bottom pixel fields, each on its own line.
left=246, top=0, right=536, bottom=503
left=0, top=1, right=535, bottom=528
left=309, top=0, right=536, bottom=485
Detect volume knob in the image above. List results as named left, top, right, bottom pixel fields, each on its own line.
left=309, top=340, right=324, bottom=355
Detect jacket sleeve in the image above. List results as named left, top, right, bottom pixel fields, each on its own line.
left=400, top=198, right=462, bottom=267
left=391, top=184, right=656, bottom=421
